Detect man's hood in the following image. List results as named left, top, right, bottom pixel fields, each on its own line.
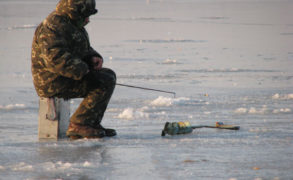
left=56, top=0, right=98, bottom=22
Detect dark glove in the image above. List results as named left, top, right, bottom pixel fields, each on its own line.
left=83, top=53, right=103, bottom=71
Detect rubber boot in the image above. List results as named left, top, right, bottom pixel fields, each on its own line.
left=66, top=122, right=105, bottom=139
left=95, top=124, right=117, bottom=137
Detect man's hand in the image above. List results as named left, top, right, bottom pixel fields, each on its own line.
left=91, top=56, right=103, bottom=71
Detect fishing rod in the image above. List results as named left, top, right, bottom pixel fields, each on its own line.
left=116, top=83, right=176, bottom=98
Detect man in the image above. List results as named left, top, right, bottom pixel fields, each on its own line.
left=31, top=0, right=116, bottom=139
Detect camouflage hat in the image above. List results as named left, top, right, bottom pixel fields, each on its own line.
left=56, top=0, right=98, bottom=20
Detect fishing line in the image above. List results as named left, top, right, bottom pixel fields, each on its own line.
left=116, top=83, right=176, bottom=98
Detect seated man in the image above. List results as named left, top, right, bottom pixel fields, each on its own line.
left=31, top=0, right=116, bottom=139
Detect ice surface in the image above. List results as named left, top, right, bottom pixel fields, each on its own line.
left=1, top=0, right=293, bottom=179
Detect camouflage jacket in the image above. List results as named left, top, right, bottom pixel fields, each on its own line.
left=31, top=0, right=100, bottom=97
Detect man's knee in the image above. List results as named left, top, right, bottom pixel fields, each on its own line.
left=103, top=68, right=116, bottom=79
left=101, top=68, right=116, bottom=87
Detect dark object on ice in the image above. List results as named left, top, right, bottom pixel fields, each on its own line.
left=161, top=121, right=240, bottom=136
left=161, top=122, right=193, bottom=136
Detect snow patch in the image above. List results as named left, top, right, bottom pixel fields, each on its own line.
left=234, top=107, right=248, bottom=114
left=82, top=161, right=92, bottom=167
left=235, top=106, right=268, bottom=114
left=272, top=93, right=293, bottom=100
left=162, top=58, right=177, bottom=64
left=106, top=108, right=121, bottom=112
left=0, top=104, right=26, bottom=110
left=150, top=96, right=190, bottom=107
left=11, top=162, right=33, bottom=172
left=6, top=24, right=37, bottom=30
left=57, top=161, right=72, bottom=170
left=273, top=108, right=291, bottom=114
left=150, top=96, right=173, bottom=107
left=118, top=108, right=134, bottom=119
left=117, top=108, right=149, bottom=120
left=249, top=128, right=270, bottom=133
left=235, top=106, right=291, bottom=114
left=42, top=161, right=73, bottom=171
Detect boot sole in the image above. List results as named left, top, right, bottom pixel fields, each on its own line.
left=68, top=134, right=105, bottom=140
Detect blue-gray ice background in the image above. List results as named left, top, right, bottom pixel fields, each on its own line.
left=0, top=0, right=293, bottom=179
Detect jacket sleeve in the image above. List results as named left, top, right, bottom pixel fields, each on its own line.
left=38, top=26, right=89, bottom=80
left=89, top=47, right=103, bottom=59
left=81, top=27, right=103, bottom=60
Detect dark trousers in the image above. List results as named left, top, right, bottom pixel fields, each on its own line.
left=55, top=68, right=116, bottom=127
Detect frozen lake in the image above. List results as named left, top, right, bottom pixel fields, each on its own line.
left=0, top=0, right=293, bottom=179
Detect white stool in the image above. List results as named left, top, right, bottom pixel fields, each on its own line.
left=38, top=97, right=70, bottom=139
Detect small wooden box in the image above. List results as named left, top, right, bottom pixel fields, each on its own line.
left=38, top=97, right=70, bottom=139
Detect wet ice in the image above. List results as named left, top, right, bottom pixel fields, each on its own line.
left=1, top=0, right=293, bottom=179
